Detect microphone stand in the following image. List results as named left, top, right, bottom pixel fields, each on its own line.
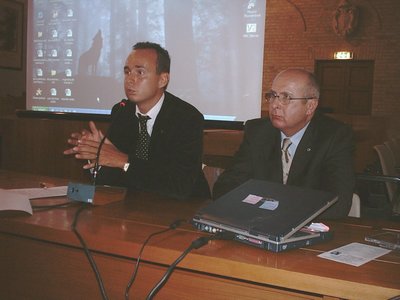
left=66, top=100, right=128, bottom=205
left=92, top=135, right=107, bottom=184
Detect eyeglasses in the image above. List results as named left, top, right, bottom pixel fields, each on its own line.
left=265, top=91, right=314, bottom=105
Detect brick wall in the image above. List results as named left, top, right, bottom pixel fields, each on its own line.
left=262, top=0, right=400, bottom=136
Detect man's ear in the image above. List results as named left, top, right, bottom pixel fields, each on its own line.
left=159, top=72, right=169, bottom=89
left=306, top=99, right=318, bottom=115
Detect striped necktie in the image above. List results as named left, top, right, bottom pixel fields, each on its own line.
left=281, top=138, right=292, bottom=184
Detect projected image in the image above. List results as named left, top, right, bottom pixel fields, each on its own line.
left=27, top=0, right=266, bottom=121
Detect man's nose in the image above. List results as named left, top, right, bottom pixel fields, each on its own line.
left=126, top=74, right=138, bottom=83
left=270, top=99, right=281, bottom=109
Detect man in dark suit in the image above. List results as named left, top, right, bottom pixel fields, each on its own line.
left=64, top=42, right=210, bottom=200
left=213, top=68, right=355, bottom=219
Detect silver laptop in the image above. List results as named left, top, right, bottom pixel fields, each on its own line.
left=192, top=179, right=338, bottom=252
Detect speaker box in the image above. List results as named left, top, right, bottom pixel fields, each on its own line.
left=67, top=182, right=127, bottom=205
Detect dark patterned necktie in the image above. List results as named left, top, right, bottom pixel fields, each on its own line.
left=136, top=114, right=151, bottom=160
left=281, top=138, right=292, bottom=184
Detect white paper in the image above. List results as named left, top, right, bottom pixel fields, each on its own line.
left=318, top=242, right=391, bottom=267
left=0, top=186, right=68, bottom=215
left=8, top=186, right=68, bottom=199
left=0, top=189, right=33, bottom=215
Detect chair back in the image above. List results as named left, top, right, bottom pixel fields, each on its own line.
left=373, top=144, right=397, bottom=204
left=348, top=193, right=361, bottom=218
left=384, top=139, right=400, bottom=169
left=202, top=165, right=224, bottom=195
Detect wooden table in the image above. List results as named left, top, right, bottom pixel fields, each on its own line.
left=1, top=170, right=399, bottom=300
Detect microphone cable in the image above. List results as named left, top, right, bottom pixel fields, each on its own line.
left=124, top=219, right=186, bottom=300
left=92, top=135, right=107, bottom=183
left=145, top=231, right=235, bottom=300
left=72, top=204, right=109, bottom=300
left=70, top=99, right=128, bottom=299
left=31, top=201, right=74, bottom=210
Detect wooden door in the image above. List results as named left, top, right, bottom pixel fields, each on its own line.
left=315, top=60, right=374, bottom=115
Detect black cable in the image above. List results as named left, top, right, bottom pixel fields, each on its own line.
left=92, top=135, right=107, bottom=184
left=72, top=204, right=109, bottom=300
left=146, top=231, right=235, bottom=300
left=124, top=219, right=186, bottom=300
left=146, top=246, right=193, bottom=300
left=31, top=201, right=73, bottom=210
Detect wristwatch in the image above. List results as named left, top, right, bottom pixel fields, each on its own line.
left=123, top=162, right=130, bottom=172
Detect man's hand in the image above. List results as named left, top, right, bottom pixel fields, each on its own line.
left=63, top=121, right=105, bottom=155
left=72, top=138, right=128, bottom=170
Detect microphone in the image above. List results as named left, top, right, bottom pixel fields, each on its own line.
left=67, top=99, right=128, bottom=205
left=93, top=99, right=127, bottom=182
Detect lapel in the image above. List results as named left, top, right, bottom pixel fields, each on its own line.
left=257, top=123, right=282, bottom=182
left=269, top=130, right=284, bottom=182
left=127, top=104, right=140, bottom=153
left=149, top=93, right=173, bottom=148
left=287, top=117, right=318, bottom=184
left=112, top=101, right=138, bottom=153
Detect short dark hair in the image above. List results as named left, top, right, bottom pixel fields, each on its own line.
left=132, top=42, right=170, bottom=74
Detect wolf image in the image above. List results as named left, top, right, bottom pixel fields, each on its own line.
left=78, top=30, right=103, bottom=76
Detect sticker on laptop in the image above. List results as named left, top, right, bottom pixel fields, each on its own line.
left=259, top=198, right=279, bottom=210
left=242, top=194, right=279, bottom=210
left=242, top=194, right=263, bottom=204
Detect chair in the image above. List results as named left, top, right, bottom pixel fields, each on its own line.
left=202, top=165, right=224, bottom=196
left=357, top=144, right=400, bottom=215
left=384, top=139, right=400, bottom=171
left=348, top=193, right=361, bottom=218
left=374, top=144, right=399, bottom=202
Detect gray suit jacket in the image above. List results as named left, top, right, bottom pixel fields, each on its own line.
left=213, top=113, right=355, bottom=219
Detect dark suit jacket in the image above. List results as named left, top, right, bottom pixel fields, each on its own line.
left=96, top=91, right=210, bottom=200
left=213, top=112, right=355, bottom=219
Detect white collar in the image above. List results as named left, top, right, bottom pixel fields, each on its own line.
left=135, top=93, right=165, bottom=119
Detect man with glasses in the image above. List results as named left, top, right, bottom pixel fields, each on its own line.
left=213, top=68, right=354, bottom=219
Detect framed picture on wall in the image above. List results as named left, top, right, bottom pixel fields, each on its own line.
left=0, top=0, right=24, bottom=69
